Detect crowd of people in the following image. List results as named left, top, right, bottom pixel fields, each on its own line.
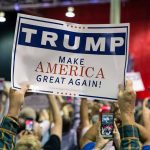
left=0, top=80, right=150, bottom=150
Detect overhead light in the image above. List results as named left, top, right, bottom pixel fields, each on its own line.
left=65, top=7, right=75, bottom=18
left=0, top=12, right=6, bottom=22
left=14, top=3, right=20, bottom=11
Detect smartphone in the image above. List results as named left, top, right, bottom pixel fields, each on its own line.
left=25, top=119, right=34, bottom=131
left=101, top=113, right=114, bottom=138
left=0, top=78, right=4, bottom=91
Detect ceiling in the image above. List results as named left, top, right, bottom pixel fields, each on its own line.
left=0, top=0, right=113, bottom=11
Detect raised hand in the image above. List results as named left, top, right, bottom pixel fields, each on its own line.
left=142, top=97, right=150, bottom=130
left=118, top=80, right=136, bottom=125
left=8, top=83, right=29, bottom=118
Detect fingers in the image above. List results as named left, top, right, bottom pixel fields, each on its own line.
left=143, top=97, right=150, bottom=108
left=48, top=94, right=55, bottom=98
left=118, top=84, right=124, bottom=100
left=119, top=80, right=135, bottom=96
left=9, top=83, right=29, bottom=96
left=20, top=83, right=29, bottom=95
left=81, top=98, right=87, bottom=102
left=118, top=84, right=124, bottom=93
left=96, top=123, right=100, bottom=136
left=48, top=94, right=56, bottom=101
left=118, top=80, right=136, bottom=108
left=9, top=87, right=15, bottom=93
left=125, top=80, right=133, bottom=92
left=20, top=130, right=33, bottom=136
left=96, top=123, right=105, bottom=141
left=118, top=80, right=134, bottom=93
left=113, top=121, right=118, bottom=133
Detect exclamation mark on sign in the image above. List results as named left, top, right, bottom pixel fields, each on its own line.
left=99, top=81, right=101, bottom=88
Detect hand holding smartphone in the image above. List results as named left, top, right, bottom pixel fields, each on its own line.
left=101, top=113, right=114, bottom=138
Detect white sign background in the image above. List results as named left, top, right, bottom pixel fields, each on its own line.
left=11, top=14, right=129, bottom=101
left=126, top=72, right=145, bottom=92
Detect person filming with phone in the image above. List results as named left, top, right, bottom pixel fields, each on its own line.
left=16, top=94, right=62, bottom=150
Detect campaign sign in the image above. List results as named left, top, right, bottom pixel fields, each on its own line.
left=126, top=72, right=145, bottom=92
left=11, top=13, right=129, bottom=101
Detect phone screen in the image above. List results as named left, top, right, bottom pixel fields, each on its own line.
left=25, top=119, right=33, bottom=131
left=101, top=113, right=114, bottom=138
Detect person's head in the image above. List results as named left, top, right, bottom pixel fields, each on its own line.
left=0, top=90, right=8, bottom=103
left=62, top=104, right=74, bottom=119
left=62, top=116, right=71, bottom=133
left=19, top=107, right=37, bottom=121
left=16, top=134, right=41, bottom=150
left=0, top=90, right=8, bottom=114
left=19, top=107, right=37, bottom=130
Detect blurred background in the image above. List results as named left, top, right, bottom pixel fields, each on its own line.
left=0, top=0, right=150, bottom=99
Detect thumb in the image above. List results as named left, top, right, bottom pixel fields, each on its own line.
left=125, top=80, right=134, bottom=92
left=143, top=97, right=149, bottom=108
left=20, top=83, right=29, bottom=95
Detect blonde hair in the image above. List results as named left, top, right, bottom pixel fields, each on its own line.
left=15, top=135, right=42, bottom=150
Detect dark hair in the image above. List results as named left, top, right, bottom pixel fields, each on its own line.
left=62, top=116, right=71, bottom=133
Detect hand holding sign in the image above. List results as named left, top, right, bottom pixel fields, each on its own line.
left=8, top=83, right=29, bottom=118
left=118, top=80, right=136, bottom=125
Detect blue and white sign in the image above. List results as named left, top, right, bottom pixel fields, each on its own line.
left=11, top=13, right=129, bottom=101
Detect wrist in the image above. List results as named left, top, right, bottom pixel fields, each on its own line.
left=7, top=110, right=20, bottom=118
left=121, top=112, right=135, bottom=125
left=8, top=104, right=23, bottom=118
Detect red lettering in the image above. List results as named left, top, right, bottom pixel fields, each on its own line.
left=69, top=65, right=78, bottom=76
left=59, top=64, right=68, bottom=75
left=85, top=67, right=94, bottom=77
left=95, top=68, right=104, bottom=78
left=79, top=66, right=85, bottom=77
left=35, top=61, right=44, bottom=72
left=46, top=63, right=57, bottom=74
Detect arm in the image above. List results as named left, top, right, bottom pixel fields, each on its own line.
left=113, top=121, right=120, bottom=150
left=118, top=81, right=136, bottom=125
left=80, top=98, right=90, bottom=129
left=80, top=122, right=97, bottom=149
left=142, top=97, right=150, bottom=130
left=48, top=95, right=62, bottom=140
left=118, top=80, right=142, bottom=150
left=0, top=84, right=28, bottom=150
left=56, top=95, right=65, bottom=104
left=39, top=109, right=49, bottom=121
left=8, top=84, right=28, bottom=118
left=80, top=122, right=108, bottom=149
left=56, top=95, right=65, bottom=109
left=136, top=123, right=150, bottom=145
left=94, top=123, right=109, bottom=150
